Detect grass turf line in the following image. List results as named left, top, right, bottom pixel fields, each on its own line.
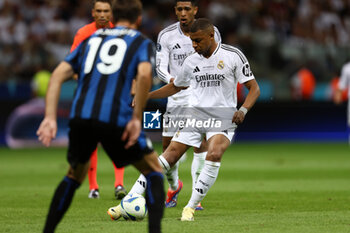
left=0, top=142, right=350, bottom=233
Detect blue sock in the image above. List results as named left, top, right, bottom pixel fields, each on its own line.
left=145, top=172, right=164, bottom=233
left=43, top=176, right=80, bottom=233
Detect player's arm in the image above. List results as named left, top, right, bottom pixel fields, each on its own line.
left=150, top=57, right=191, bottom=99
left=156, top=34, right=174, bottom=83
left=36, top=62, right=74, bottom=147
left=148, top=82, right=187, bottom=99
left=122, top=61, right=153, bottom=149
left=232, top=79, right=260, bottom=124
left=133, top=62, right=153, bottom=119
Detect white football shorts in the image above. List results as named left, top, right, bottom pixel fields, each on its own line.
left=162, top=105, right=189, bottom=137
left=171, top=129, right=235, bottom=148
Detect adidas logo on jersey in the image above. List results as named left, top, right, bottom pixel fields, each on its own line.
left=172, top=43, right=181, bottom=49
left=193, top=66, right=200, bottom=73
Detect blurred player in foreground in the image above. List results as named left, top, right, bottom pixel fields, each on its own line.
left=37, top=0, right=164, bottom=232
left=108, top=18, right=260, bottom=222
left=334, top=61, right=350, bottom=143
left=71, top=0, right=127, bottom=200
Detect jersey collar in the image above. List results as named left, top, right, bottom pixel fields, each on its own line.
left=213, top=42, right=221, bottom=56
left=177, top=22, right=184, bottom=35
left=200, top=42, right=221, bottom=59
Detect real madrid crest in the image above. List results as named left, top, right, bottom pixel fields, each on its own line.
left=217, top=60, right=224, bottom=70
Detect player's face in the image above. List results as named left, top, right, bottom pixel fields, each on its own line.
left=92, top=2, right=112, bottom=28
left=190, top=30, right=214, bottom=57
left=175, top=2, right=198, bottom=27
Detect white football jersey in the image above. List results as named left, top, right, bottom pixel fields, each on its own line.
left=174, top=42, right=255, bottom=109
left=156, top=22, right=221, bottom=106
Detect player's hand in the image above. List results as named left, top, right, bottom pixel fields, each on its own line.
left=122, top=117, right=141, bottom=149
left=232, top=110, right=245, bottom=125
left=36, top=118, right=57, bottom=147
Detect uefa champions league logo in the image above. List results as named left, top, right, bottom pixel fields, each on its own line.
left=143, top=110, right=161, bottom=129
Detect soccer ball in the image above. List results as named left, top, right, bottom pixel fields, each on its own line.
left=120, top=193, right=148, bottom=221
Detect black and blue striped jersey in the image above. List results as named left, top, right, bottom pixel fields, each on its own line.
left=65, top=26, right=155, bottom=127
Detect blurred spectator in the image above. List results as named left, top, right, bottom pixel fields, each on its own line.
left=31, top=70, right=51, bottom=98
left=291, top=67, right=316, bottom=100
left=0, top=0, right=349, bottom=101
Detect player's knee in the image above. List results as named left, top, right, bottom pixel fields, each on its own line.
left=67, top=164, right=88, bottom=183
left=162, top=152, right=177, bottom=167
left=206, top=149, right=223, bottom=162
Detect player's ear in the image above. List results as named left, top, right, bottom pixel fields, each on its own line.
left=210, top=31, right=214, bottom=40
left=193, top=6, right=198, bottom=16
left=91, top=9, right=95, bottom=18
left=136, top=15, right=142, bottom=28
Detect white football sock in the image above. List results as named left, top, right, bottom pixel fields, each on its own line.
left=187, top=160, right=221, bottom=209
left=128, top=155, right=179, bottom=195
left=128, top=174, right=147, bottom=195
left=159, top=155, right=179, bottom=191
left=191, top=152, right=206, bottom=191
left=179, top=151, right=187, bottom=163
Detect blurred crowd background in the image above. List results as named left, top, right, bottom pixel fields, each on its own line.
left=0, top=0, right=350, bottom=101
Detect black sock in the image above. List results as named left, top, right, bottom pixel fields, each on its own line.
left=43, top=176, right=80, bottom=233
left=145, top=172, right=164, bottom=233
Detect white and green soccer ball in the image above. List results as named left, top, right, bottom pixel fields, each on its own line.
left=120, top=193, right=148, bottom=221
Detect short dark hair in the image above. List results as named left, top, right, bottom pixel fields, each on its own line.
left=175, top=0, right=198, bottom=6
left=112, top=0, right=142, bottom=23
left=190, top=18, right=213, bottom=33
left=93, top=0, right=112, bottom=7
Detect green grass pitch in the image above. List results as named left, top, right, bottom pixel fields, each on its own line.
left=1, top=142, right=350, bottom=233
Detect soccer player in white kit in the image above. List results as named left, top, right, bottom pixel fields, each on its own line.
left=334, top=61, right=350, bottom=143
left=114, top=0, right=222, bottom=210
left=106, top=17, right=258, bottom=222
left=155, top=0, right=221, bottom=210
left=146, top=18, right=260, bottom=221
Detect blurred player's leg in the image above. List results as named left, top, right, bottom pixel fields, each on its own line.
left=88, top=148, right=99, bottom=198
left=43, top=164, right=89, bottom=232
left=145, top=172, right=164, bottom=233
left=113, top=164, right=126, bottom=200
left=133, top=152, right=164, bottom=233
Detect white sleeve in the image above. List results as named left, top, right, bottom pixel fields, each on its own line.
left=156, top=33, right=173, bottom=83
left=234, top=49, right=255, bottom=84
left=174, top=59, right=190, bottom=87
left=339, top=64, right=350, bottom=90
